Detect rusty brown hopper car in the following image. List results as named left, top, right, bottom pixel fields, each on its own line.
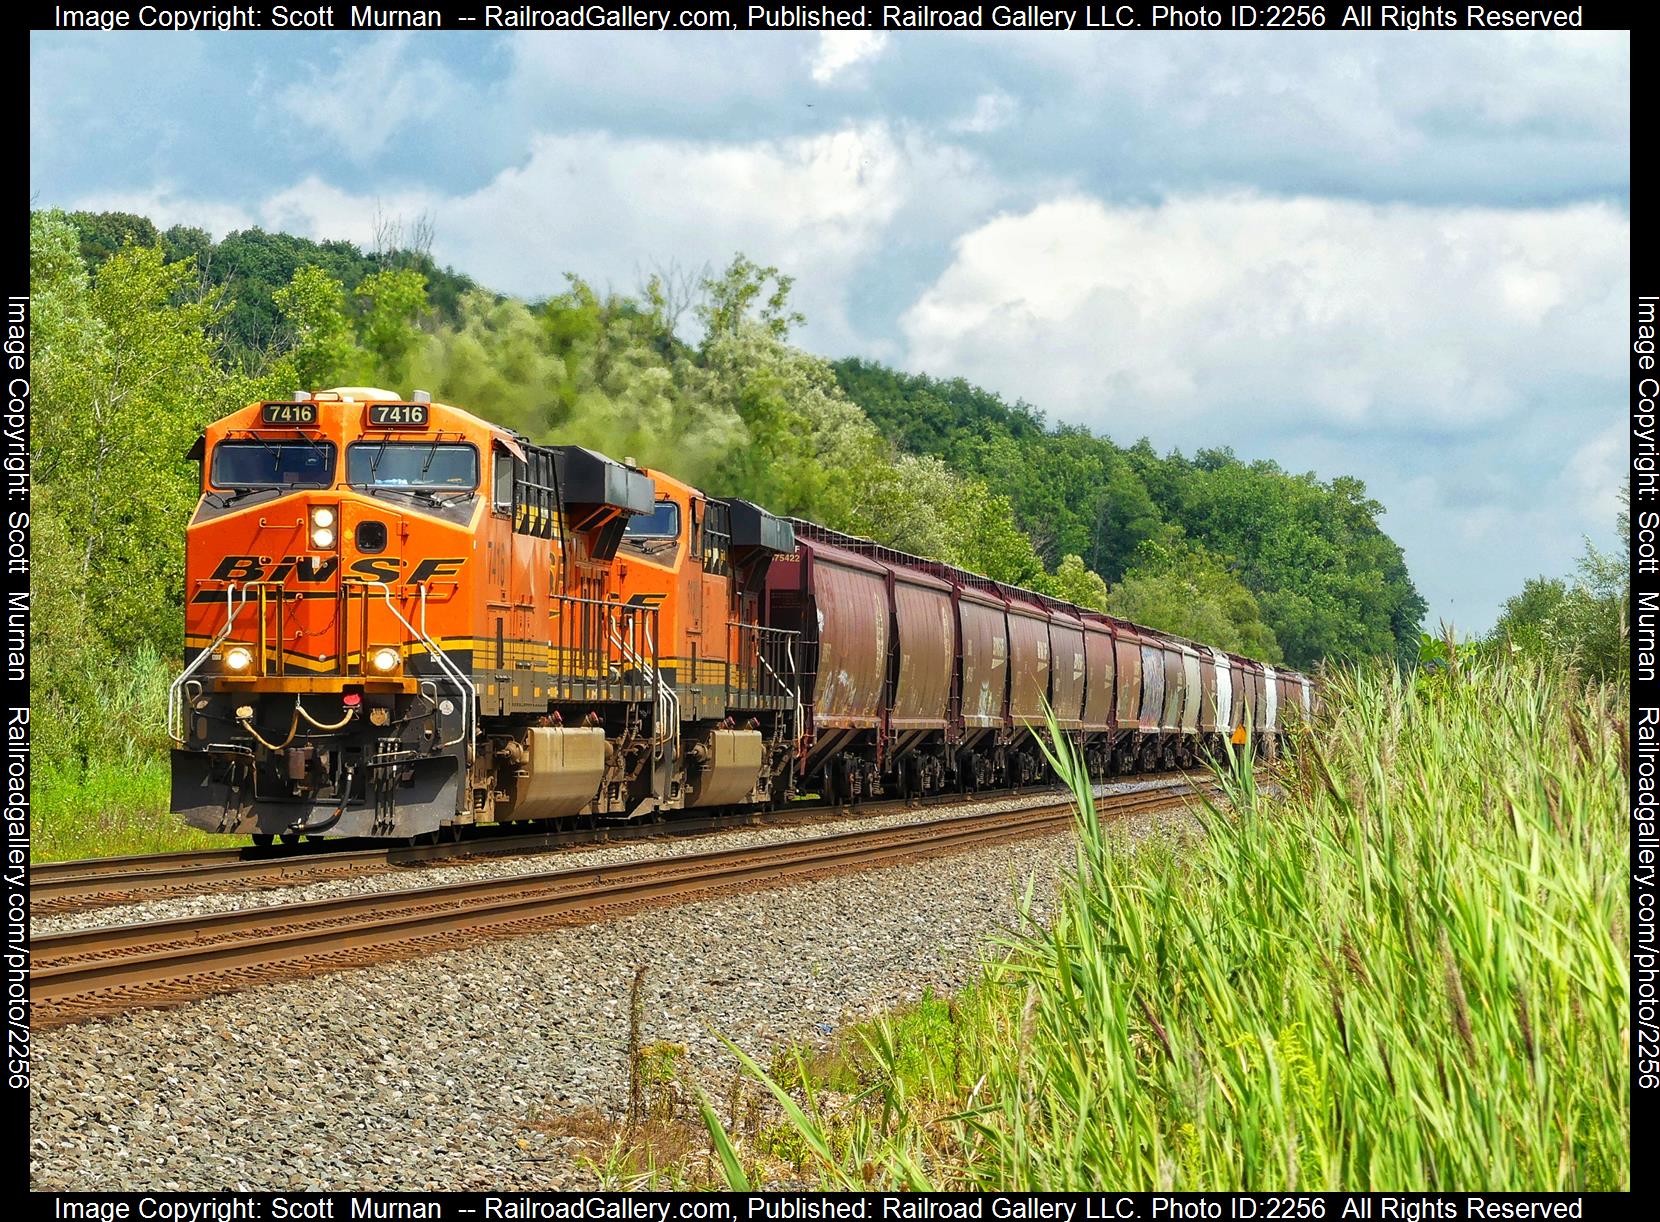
left=1044, top=600, right=1088, bottom=732
left=887, top=563, right=955, bottom=733
left=1080, top=616, right=1116, bottom=733
left=765, top=518, right=1311, bottom=803
left=765, top=533, right=889, bottom=800
left=1003, top=586, right=1052, bottom=728
left=957, top=582, right=1008, bottom=731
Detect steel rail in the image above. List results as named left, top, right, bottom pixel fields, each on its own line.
left=30, top=783, right=1216, bottom=1023
left=31, top=774, right=1210, bottom=913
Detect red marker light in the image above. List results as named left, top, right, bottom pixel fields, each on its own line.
left=342, top=693, right=362, bottom=707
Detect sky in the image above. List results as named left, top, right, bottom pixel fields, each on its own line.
left=30, top=28, right=1630, bottom=634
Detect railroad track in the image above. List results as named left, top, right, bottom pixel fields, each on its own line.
left=31, top=773, right=1206, bottom=914
left=29, top=781, right=1217, bottom=1026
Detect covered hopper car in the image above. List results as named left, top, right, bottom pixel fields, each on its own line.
left=170, top=389, right=1312, bottom=842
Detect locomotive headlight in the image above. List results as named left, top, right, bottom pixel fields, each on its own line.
left=311, top=506, right=336, bottom=529
left=311, top=526, right=336, bottom=549
left=369, top=647, right=401, bottom=673
left=224, top=646, right=254, bottom=673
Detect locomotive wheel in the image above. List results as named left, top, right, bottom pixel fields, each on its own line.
left=251, top=833, right=274, bottom=848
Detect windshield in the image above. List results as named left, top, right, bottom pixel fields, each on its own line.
left=211, top=440, right=335, bottom=489
left=624, top=500, right=680, bottom=539
left=346, top=442, right=478, bottom=489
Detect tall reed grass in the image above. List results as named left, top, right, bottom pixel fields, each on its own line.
left=704, top=658, right=1630, bottom=1190
left=32, top=645, right=212, bottom=861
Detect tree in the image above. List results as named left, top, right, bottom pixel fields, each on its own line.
left=1107, top=538, right=1282, bottom=660
left=356, top=266, right=430, bottom=385
left=1037, top=554, right=1110, bottom=612
left=696, top=254, right=805, bottom=343
left=65, top=210, right=159, bottom=270
left=831, top=357, right=1427, bottom=665
left=273, top=265, right=362, bottom=387
left=1488, top=494, right=1629, bottom=680
left=32, top=212, right=285, bottom=658
left=30, top=211, right=288, bottom=771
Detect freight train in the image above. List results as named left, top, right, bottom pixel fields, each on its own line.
left=170, top=389, right=1314, bottom=843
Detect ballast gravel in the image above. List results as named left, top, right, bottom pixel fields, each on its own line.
left=32, top=777, right=1193, bottom=938
left=29, top=789, right=1204, bottom=1192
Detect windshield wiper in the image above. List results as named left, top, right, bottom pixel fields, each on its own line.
left=208, top=487, right=273, bottom=509
left=347, top=482, right=472, bottom=510
left=241, top=432, right=284, bottom=482
left=289, top=429, right=329, bottom=465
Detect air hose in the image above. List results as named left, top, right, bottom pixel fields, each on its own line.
left=239, top=699, right=359, bottom=748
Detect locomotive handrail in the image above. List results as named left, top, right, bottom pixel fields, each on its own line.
left=346, top=580, right=477, bottom=762
left=607, top=606, right=679, bottom=795
left=725, top=620, right=801, bottom=737
left=782, top=635, right=802, bottom=745
left=419, top=583, right=479, bottom=760
left=167, top=583, right=250, bottom=744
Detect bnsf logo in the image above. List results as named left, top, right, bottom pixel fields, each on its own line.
left=201, top=555, right=466, bottom=586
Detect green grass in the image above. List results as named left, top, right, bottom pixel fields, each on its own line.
left=32, top=757, right=215, bottom=862
left=31, top=645, right=220, bottom=862
left=705, top=657, right=1630, bottom=1190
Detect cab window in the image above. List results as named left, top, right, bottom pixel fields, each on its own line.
left=211, top=440, right=335, bottom=488
left=493, top=452, right=514, bottom=511
left=624, top=499, right=680, bottom=539
left=346, top=442, right=478, bottom=489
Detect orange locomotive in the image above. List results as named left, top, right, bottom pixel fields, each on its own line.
left=170, top=388, right=799, bottom=842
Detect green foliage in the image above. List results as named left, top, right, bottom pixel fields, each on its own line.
left=355, top=267, right=431, bottom=384
left=1487, top=496, right=1629, bottom=681
left=552, top=279, right=742, bottom=483
left=696, top=254, right=805, bottom=342
left=1033, top=553, right=1110, bottom=612
left=1418, top=626, right=1481, bottom=671
left=712, top=659, right=1630, bottom=1189
left=65, top=211, right=478, bottom=358
left=272, top=264, right=362, bottom=387
left=64, top=210, right=159, bottom=270
left=834, top=358, right=1426, bottom=666
left=1108, top=538, right=1282, bottom=659
left=32, top=212, right=285, bottom=658
left=30, top=210, right=289, bottom=851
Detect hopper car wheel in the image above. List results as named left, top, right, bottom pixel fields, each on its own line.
left=251, top=833, right=274, bottom=848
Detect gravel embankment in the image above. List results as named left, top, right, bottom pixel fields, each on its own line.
left=33, top=778, right=1193, bottom=938
left=29, top=794, right=1202, bottom=1192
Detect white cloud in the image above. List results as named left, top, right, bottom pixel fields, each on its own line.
left=72, top=123, right=1001, bottom=356
left=901, top=192, right=1627, bottom=437
left=271, top=34, right=459, bottom=162
left=61, top=186, right=256, bottom=237
left=1562, top=420, right=1626, bottom=529
left=950, top=92, right=1017, bottom=134
left=809, top=32, right=889, bottom=84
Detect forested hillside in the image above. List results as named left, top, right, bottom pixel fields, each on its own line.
left=30, top=210, right=1428, bottom=849
left=834, top=360, right=1426, bottom=668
